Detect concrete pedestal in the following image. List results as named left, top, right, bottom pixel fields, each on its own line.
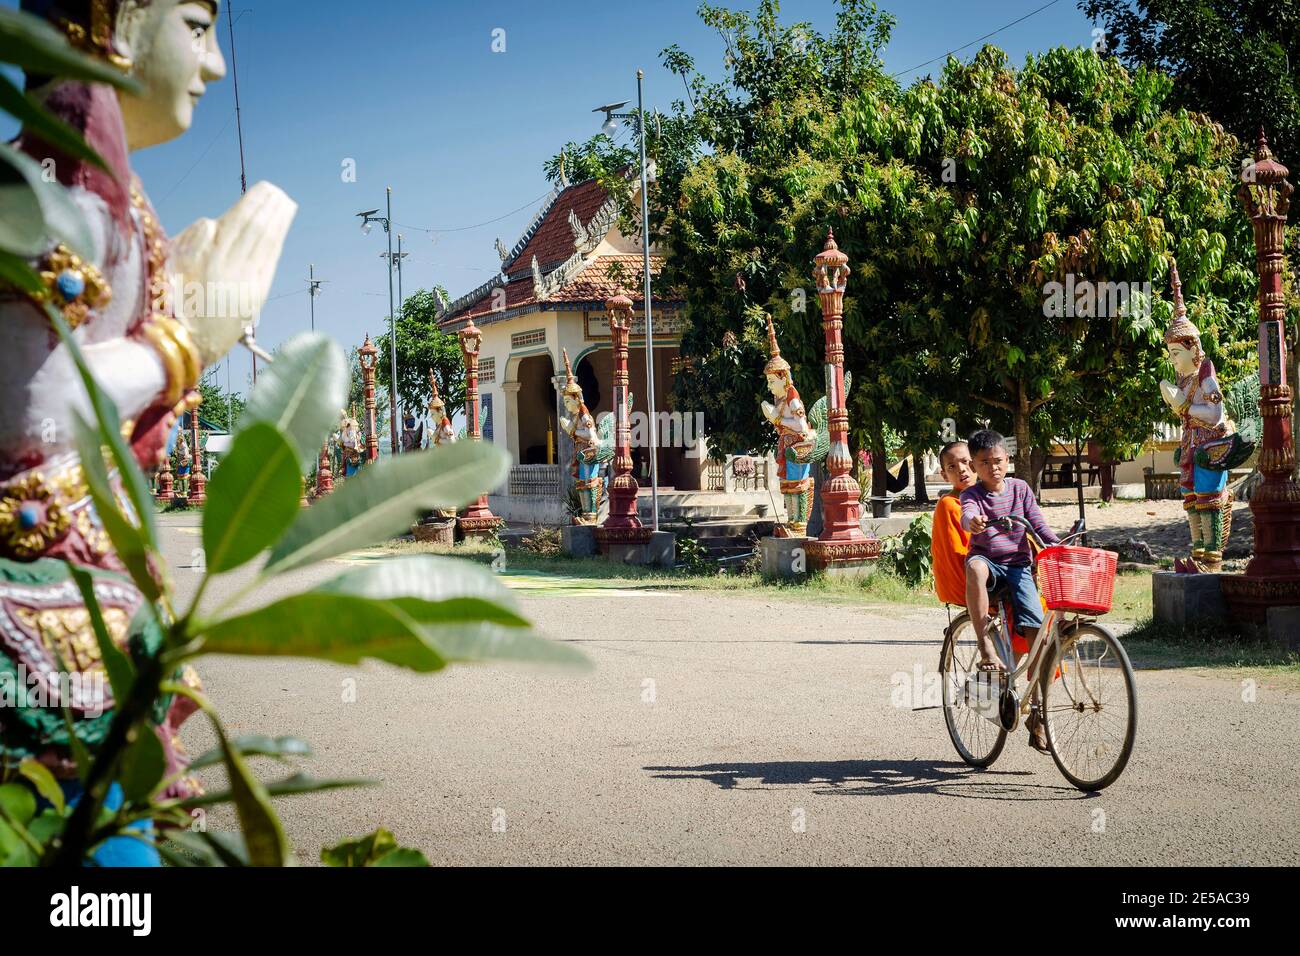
left=561, top=524, right=597, bottom=557
left=1152, top=571, right=1227, bottom=628
left=605, top=530, right=675, bottom=568
left=1266, top=607, right=1300, bottom=651
left=760, top=536, right=811, bottom=579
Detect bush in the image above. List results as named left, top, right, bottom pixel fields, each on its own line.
left=878, top=514, right=932, bottom=588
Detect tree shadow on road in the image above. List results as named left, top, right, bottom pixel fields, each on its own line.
left=644, top=758, right=1086, bottom=801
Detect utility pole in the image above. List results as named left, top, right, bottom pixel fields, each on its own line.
left=307, top=263, right=326, bottom=331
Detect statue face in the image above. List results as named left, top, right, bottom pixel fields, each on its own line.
left=563, top=394, right=580, bottom=416
left=117, top=0, right=227, bottom=151
left=765, top=372, right=786, bottom=401
left=1167, top=341, right=1200, bottom=377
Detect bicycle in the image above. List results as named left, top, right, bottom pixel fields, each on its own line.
left=938, top=516, right=1138, bottom=791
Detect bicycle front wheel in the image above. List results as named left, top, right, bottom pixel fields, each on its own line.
left=1040, top=621, right=1137, bottom=792
left=940, top=612, right=1008, bottom=768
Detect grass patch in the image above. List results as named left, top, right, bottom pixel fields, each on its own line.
left=1110, top=567, right=1154, bottom=622
left=371, top=537, right=937, bottom=603
left=1117, top=616, right=1300, bottom=677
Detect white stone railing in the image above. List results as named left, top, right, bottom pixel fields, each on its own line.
left=507, top=463, right=562, bottom=498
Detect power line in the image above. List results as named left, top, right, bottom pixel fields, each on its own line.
left=890, top=0, right=1064, bottom=79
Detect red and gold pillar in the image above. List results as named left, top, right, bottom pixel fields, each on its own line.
left=597, top=292, right=651, bottom=549
left=1222, top=130, right=1300, bottom=617
left=456, top=319, right=502, bottom=540
left=806, top=229, right=878, bottom=568
left=360, top=334, right=379, bottom=463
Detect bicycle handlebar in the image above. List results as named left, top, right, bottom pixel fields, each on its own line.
left=974, top=514, right=1088, bottom=551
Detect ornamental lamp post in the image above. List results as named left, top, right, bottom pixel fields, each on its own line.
left=594, top=72, right=660, bottom=532
left=359, top=333, right=380, bottom=463
left=456, top=319, right=502, bottom=540
left=806, top=229, right=878, bottom=569
left=596, top=291, right=651, bottom=550
left=187, top=400, right=206, bottom=506
left=356, top=190, right=401, bottom=455
left=315, top=442, right=334, bottom=498
left=155, top=450, right=174, bottom=505
left=1221, top=130, right=1300, bottom=617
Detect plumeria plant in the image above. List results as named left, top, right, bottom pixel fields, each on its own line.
left=0, top=315, right=585, bottom=867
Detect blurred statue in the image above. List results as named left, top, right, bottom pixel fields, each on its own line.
left=1159, top=258, right=1252, bottom=572
left=428, top=369, right=455, bottom=448
left=760, top=316, right=816, bottom=536
left=0, top=0, right=296, bottom=861
left=559, top=349, right=616, bottom=524
left=174, top=430, right=191, bottom=498
left=336, top=407, right=365, bottom=479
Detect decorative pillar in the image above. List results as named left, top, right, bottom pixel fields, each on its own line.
left=155, top=452, right=174, bottom=505
left=186, top=402, right=206, bottom=506
left=502, top=379, right=523, bottom=464
left=359, top=334, right=380, bottom=462
left=597, top=292, right=652, bottom=549
left=805, top=229, right=878, bottom=568
left=456, top=319, right=503, bottom=540
left=315, top=442, right=334, bottom=498
left=1221, top=130, right=1300, bottom=617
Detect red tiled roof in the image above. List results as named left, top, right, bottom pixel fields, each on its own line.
left=440, top=175, right=680, bottom=327
left=547, top=254, right=662, bottom=302
left=441, top=254, right=670, bottom=324
left=504, top=178, right=609, bottom=276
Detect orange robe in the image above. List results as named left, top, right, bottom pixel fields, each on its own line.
left=932, top=491, right=1036, bottom=654
left=931, top=493, right=969, bottom=606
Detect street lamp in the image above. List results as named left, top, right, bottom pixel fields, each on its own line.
left=593, top=72, right=660, bottom=532
left=356, top=189, right=401, bottom=455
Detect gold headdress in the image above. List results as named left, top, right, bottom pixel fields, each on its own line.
left=561, top=348, right=584, bottom=399
left=1163, top=256, right=1201, bottom=344
left=763, top=314, right=791, bottom=376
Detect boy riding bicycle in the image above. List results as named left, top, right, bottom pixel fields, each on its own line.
left=959, top=429, right=1060, bottom=751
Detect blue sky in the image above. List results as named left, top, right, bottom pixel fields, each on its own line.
left=13, top=0, right=1099, bottom=395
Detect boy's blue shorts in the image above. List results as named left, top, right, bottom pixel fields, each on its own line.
left=967, top=555, right=1044, bottom=634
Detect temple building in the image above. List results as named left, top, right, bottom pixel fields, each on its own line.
left=439, top=177, right=773, bottom=524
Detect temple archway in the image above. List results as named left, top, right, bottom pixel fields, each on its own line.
left=511, top=353, right=558, bottom=465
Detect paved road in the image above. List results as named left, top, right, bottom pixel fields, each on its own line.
left=160, top=515, right=1300, bottom=865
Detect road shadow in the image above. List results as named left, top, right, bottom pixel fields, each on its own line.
left=645, top=757, right=1086, bottom=801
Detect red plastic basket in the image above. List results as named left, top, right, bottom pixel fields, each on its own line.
left=1037, top=545, right=1118, bottom=614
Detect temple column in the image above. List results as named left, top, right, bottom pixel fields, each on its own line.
left=502, top=379, right=522, bottom=464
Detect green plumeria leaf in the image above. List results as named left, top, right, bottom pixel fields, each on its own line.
left=238, top=333, right=349, bottom=471
left=118, top=723, right=167, bottom=803
left=212, top=719, right=291, bottom=867
left=69, top=565, right=134, bottom=704
left=262, top=441, right=510, bottom=576
left=50, top=304, right=158, bottom=553
left=0, top=7, right=140, bottom=91
left=202, top=423, right=302, bottom=573
left=194, top=593, right=449, bottom=671
left=17, top=759, right=65, bottom=815
left=72, top=415, right=161, bottom=603
left=189, top=735, right=311, bottom=771
left=0, top=74, right=107, bottom=171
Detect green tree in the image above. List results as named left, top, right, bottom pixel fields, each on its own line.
left=900, top=46, right=1257, bottom=484
left=197, top=375, right=245, bottom=433
left=374, top=287, right=464, bottom=419
left=1080, top=0, right=1300, bottom=466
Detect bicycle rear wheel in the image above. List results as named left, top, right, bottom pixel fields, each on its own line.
left=939, top=612, right=1008, bottom=768
left=1040, top=621, right=1137, bottom=791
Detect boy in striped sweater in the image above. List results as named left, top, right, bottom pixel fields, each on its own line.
left=960, top=430, right=1060, bottom=749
